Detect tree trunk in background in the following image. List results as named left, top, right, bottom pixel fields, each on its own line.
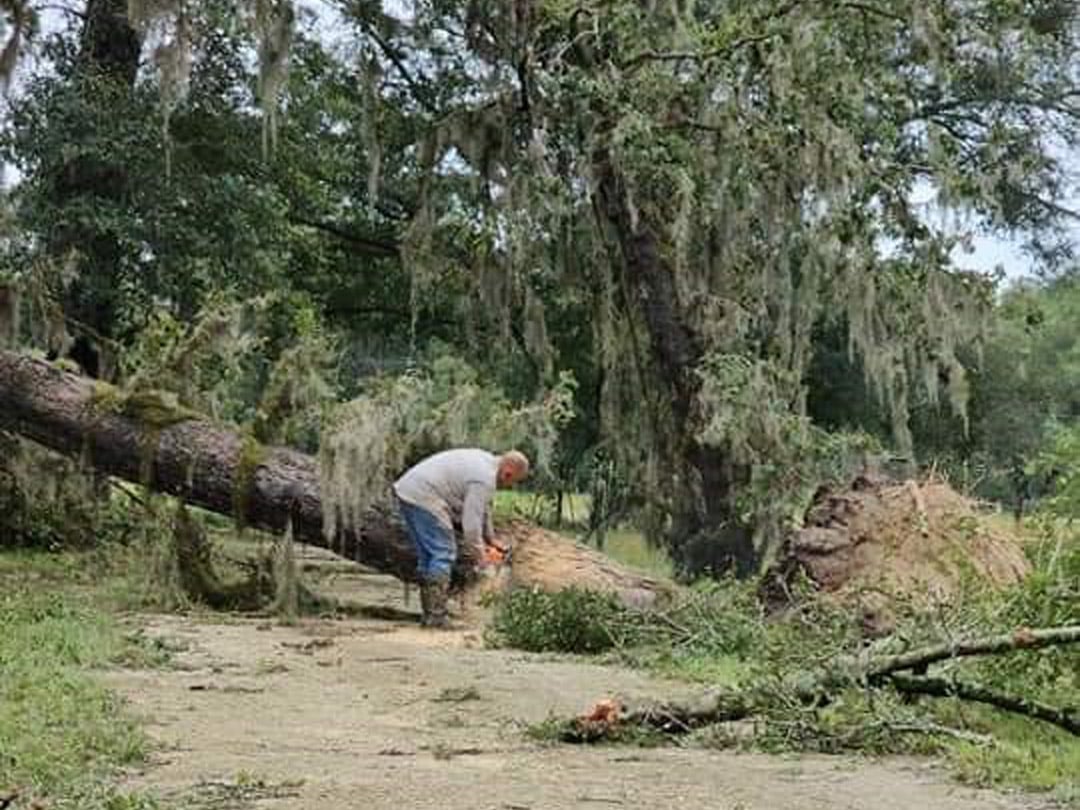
left=591, top=149, right=756, bottom=577
left=46, top=0, right=142, bottom=377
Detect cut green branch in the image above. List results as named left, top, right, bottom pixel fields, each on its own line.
left=887, top=674, right=1080, bottom=737
left=860, top=626, right=1080, bottom=681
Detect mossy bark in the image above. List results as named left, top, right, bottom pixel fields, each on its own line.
left=0, top=349, right=425, bottom=583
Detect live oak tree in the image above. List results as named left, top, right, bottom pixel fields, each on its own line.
left=330, top=0, right=1079, bottom=574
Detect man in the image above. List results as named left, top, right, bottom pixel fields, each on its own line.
left=393, top=448, right=530, bottom=628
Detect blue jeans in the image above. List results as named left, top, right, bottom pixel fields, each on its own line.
left=398, top=499, right=456, bottom=580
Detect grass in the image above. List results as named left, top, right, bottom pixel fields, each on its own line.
left=600, top=529, right=675, bottom=579
left=621, top=646, right=752, bottom=686
left=937, top=706, right=1080, bottom=804
left=0, top=550, right=165, bottom=809
left=493, top=490, right=592, bottom=526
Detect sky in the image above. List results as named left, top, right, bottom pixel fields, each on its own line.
left=965, top=233, right=1041, bottom=279
left=925, top=180, right=1079, bottom=280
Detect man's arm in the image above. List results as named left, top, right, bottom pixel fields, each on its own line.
left=461, top=482, right=494, bottom=554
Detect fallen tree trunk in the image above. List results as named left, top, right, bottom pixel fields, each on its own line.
left=0, top=351, right=420, bottom=579
left=0, top=351, right=669, bottom=605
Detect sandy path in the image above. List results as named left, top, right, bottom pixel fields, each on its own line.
left=104, top=567, right=1053, bottom=810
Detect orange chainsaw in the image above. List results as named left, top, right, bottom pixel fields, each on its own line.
left=482, top=540, right=512, bottom=568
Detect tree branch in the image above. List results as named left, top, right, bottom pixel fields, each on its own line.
left=362, top=24, right=438, bottom=116
left=557, top=625, right=1080, bottom=745
left=618, top=0, right=806, bottom=70
left=290, top=215, right=400, bottom=258
left=560, top=692, right=755, bottom=742
left=888, top=674, right=1080, bottom=737
left=837, top=2, right=906, bottom=23
left=619, top=33, right=777, bottom=70
left=863, top=625, right=1080, bottom=680
left=1026, top=194, right=1080, bottom=223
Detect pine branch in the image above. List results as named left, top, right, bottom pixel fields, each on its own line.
left=888, top=674, right=1080, bottom=737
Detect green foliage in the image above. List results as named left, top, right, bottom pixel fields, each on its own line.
left=251, top=301, right=338, bottom=446
left=0, top=581, right=154, bottom=808
left=698, top=352, right=885, bottom=558
left=488, top=578, right=767, bottom=662
left=119, top=295, right=267, bottom=417
left=486, top=587, right=628, bottom=654
left=944, top=708, right=1080, bottom=801
left=0, top=438, right=139, bottom=551
left=320, top=351, right=575, bottom=539
left=954, top=525, right=1080, bottom=706
left=914, top=527, right=1080, bottom=799
left=1032, top=423, right=1080, bottom=520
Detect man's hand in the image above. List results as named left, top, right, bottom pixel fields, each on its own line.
left=482, top=542, right=508, bottom=566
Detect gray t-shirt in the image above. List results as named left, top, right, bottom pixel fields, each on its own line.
left=393, top=448, right=497, bottom=548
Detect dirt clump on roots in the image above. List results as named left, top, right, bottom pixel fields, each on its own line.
left=760, top=474, right=1031, bottom=634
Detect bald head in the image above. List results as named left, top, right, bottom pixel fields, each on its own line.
left=496, top=450, right=530, bottom=488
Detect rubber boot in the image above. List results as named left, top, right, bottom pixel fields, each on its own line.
left=422, top=574, right=452, bottom=629
left=418, top=580, right=433, bottom=626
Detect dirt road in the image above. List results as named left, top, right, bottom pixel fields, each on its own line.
left=105, top=564, right=1052, bottom=810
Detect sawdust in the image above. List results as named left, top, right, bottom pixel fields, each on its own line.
left=761, top=475, right=1031, bottom=633
left=456, top=521, right=675, bottom=612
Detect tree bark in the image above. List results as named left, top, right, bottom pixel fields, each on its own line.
left=0, top=350, right=671, bottom=604
left=863, top=625, right=1080, bottom=680
left=0, top=350, right=426, bottom=582
left=590, top=147, right=756, bottom=576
